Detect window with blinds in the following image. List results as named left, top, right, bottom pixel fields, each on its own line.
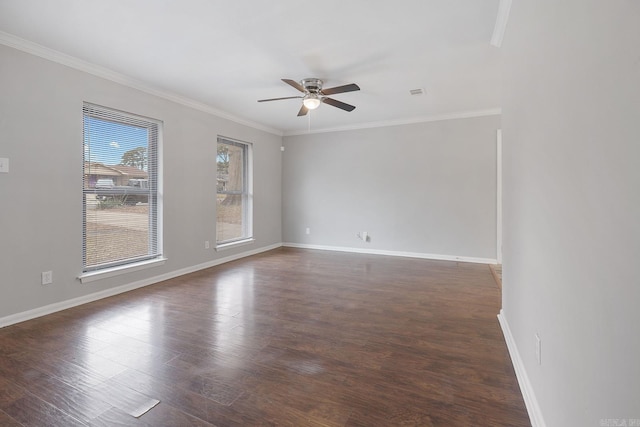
left=82, top=103, right=161, bottom=272
left=216, top=137, right=252, bottom=244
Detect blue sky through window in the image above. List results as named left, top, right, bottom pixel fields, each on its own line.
left=84, top=116, right=148, bottom=167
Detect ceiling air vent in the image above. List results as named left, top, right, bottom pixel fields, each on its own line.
left=409, top=88, right=424, bottom=96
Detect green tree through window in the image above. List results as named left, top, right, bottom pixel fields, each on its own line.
left=120, top=146, right=147, bottom=170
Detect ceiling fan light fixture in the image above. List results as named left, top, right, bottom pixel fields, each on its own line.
left=303, top=94, right=321, bottom=110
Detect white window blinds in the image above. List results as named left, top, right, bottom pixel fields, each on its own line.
left=82, top=103, right=161, bottom=272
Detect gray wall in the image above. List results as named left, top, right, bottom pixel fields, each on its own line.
left=282, top=116, right=500, bottom=260
left=0, top=45, right=282, bottom=319
left=502, top=1, right=640, bottom=425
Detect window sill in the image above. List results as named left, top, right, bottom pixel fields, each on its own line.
left=78, top=257, right=167, bottom=284
left=216, top=238, right=255, bottom=252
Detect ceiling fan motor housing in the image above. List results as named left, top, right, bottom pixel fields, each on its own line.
left=301, top=78, right=323, bottom=93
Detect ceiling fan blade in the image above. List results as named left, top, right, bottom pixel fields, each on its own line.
left=297, top=105, right=309, bottom=116
left=322, top=97, right=356, bottom=112
left=257, top=96, right=302, bottom=102
left=321, top=83, right=360, bottom=96
left=282, top=79, right=305, bottom=93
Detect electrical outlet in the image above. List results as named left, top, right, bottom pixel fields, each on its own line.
left=205, top=240, right=210, bottom=249
left=305, top=227, right=310, bottom=235
left=535, top=333, right=541, bottom=365
left=0, top=158, right=8, bottom=173
left=41, top=271, right=53, bottom=285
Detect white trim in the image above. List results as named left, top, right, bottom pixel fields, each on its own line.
left=498, top=310, right=547, bottom=427
left=283, top=109, right=502, bottom=136
left=283, top=243, right=496, bottom=265
left=0, top=31, right=282, bottom=137
left=497, top=129, right=503, bottom=264
left=0, top=31, right=503, bottom=138
left=215, top=238, right=255, bottom=251
left=79, top=257, right=167, bottom=284
left=490, top=0, right=512, bottom=48
left=0, top=243, right=282, bottom=329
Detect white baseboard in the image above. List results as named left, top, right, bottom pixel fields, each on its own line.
left=498, top=309, right=546, bottom=427
left=283, top=242, right=497, bottom=265
left=0, top=243, right=282, bottom=328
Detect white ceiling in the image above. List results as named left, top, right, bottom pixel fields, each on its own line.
left=0, top=0, right=503, bottom=135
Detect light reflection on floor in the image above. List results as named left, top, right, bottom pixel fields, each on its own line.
left=82, top=304, right=154, bottom=375
left=214, top=267, right=255, bottom=356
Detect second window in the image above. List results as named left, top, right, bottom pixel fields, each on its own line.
left=216, top=137, right=252, bottom=245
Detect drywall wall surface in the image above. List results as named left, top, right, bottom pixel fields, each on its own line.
left=0, top=44, right=282, bottom=319
left=501, top=1, right=640, bottom=425
left=282, top=115, right=500, bottom=260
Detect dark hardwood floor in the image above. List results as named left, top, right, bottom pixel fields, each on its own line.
left=0, top=248, right=530, bottom=426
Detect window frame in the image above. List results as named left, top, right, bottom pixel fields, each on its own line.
left=80, top=103, right=163, bottom=279
left=216, top=136, right=253, bottom=248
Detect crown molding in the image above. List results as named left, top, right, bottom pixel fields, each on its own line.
left=490, top=0, right=512, bottom=47
left=0, top=30, right=502, bottom=139
left=283, top=108, right=502, bottom=137
left=0, top=31, right=283, bottom=136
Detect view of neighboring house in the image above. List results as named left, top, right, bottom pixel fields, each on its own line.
left=84, top=162, right=147, bottom=188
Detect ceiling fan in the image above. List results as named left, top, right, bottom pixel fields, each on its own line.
left=258, top=78, right=360, bottom=116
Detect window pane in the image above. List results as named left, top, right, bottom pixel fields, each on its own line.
left=84, top=199, right=150, bottom=266
left=216, top=138, right=251, bottom=244
left=83, top=104, right=160, bottom=271
left=216, top=193, right=245, bottom=242
left=222, top=144, right=244, bottom=192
